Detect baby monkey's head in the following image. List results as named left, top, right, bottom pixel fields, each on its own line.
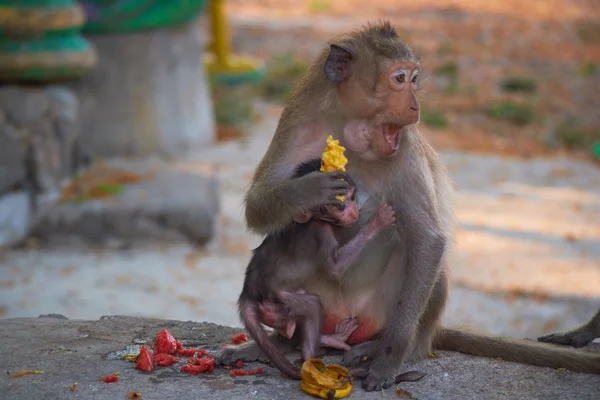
left=292, top=159, right=359, bottom=227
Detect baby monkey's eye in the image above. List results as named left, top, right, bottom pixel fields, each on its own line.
left=395, top=73, right=405, bottom=83
left=411, top=74, right=419, bottom=83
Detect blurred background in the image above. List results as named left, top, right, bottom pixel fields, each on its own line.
left=0, top=0, right=598, bottom=342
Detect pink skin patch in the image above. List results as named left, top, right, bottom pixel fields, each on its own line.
left=381, top=123, right=401, bottom=152
left=322, top=314, right=381, bottom=345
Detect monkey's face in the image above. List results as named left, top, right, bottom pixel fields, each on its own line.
left=316, top=186, right=359, bottom=226
left=340, top=61, right=421, bottom=161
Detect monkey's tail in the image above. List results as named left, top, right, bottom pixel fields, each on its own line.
left=239, top=298, right=301, bottom=380
left=433, top=327, right=600, bottom=374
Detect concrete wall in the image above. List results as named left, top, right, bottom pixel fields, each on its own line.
left=70, top=22, right=215, bottom=159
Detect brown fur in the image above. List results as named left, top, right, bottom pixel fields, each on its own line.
left=236, top=21, right=600, bottom=390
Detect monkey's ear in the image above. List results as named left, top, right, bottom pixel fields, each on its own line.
left=293, top=212, right=312, bottom=224
left=324, top=44, right=354, bottom=82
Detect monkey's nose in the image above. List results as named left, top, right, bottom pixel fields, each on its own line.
left=410, top=106, right=420, bottom=112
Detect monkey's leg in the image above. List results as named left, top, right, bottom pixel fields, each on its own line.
left=538, top=308, right=600, bottom=348
left=215, top=331, right=294, bottom=365
left=408, top=269, right=449, bottom=361
left=277, top=291, right=323, bottom=361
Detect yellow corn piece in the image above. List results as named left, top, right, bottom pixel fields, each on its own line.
left=300, top=358, right=353, bottom=399
left=320, top=135, right=348, bottom=202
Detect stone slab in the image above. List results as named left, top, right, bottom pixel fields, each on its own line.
left=31, top=159, right=219, bottom=248
left=1, top=315, right=599, bottom=400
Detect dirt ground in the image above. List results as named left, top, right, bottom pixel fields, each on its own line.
left=221, top=0, right=600, bottom=160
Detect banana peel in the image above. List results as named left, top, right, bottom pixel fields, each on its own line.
left=300, top=358, right=353, bottom=399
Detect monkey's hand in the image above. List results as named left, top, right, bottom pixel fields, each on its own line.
left=215, top=340, right=271, bottom=365
left=368, top=204, right=397, bottom=231
left=292, top=170, right=350, bottom=211
left=538, top=327, right=597, bottom=348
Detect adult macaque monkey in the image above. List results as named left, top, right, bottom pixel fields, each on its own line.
left=539, top=308, right=600, bottom=348
left=219, top=21, right=600, bottom=389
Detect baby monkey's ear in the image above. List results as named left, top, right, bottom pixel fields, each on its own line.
left=293, top=211, right=313, bottom=224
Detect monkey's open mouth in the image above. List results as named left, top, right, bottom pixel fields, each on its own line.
left=382, top=123, right=402, bottom=151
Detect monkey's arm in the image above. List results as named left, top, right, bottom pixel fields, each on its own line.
left=363, top=151, right=448, bottom=390
left=318, top=205, right=396, bottom=279
left=538, top=308, right=600, bottom=348
left=245, top=169, right=349, bottom=234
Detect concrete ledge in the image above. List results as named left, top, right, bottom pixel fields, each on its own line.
left=1, top=315, right=599, bottom=400
left=31, top=159, right=219, bottom=248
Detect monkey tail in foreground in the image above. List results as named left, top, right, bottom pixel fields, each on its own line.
left=239, top=298, right=301, bottom=380
left=433, top=328, right=600, bottom=374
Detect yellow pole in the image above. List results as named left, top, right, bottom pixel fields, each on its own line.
left=209, top=0, right=231, bottom=69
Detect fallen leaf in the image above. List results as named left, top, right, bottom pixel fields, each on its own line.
left=128, top=392, right=143, bottom=398
left=550, top=168, right=574, bottom=178
left=114, top=275, right=133, bottom=285
left=61, top=266, right=76, bottom=277
left=178, top=295, right=201, bottom=307
left=531, top=292, right=549, bottom=304
left=185, top=252, right=200, bottom=269
left=426, top=352, right=439, bottom=359
left=542, top=320, right=560, bottom=333
left=69, top=382, right=78, bottom=392
left=394, top=387, right=414, bottom=399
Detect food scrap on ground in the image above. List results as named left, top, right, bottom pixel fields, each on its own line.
left=128, top=392, right=143, bottom=399
left=154, top=329, right=179, bottom=355
left=136, top=346, right=154, bottom=372
left=69, top=382, right=78, bottom=392
left=128, top=329, right=261, bottom=379
left=180, top=357, right=216, bottom=375
left=320, top=135, right=349, bottom=201
left=177, top=348, right=198, bottom=357
left=101, top=373, right=119, bottom=383
left=228, top=367, right=264, bottom=377
left=154, top=353, right=179, bottom=367
left=231, top=333, right=248, bottom=344
left=300, top=358, right=353, bottom=399
left=8, top=370, right=45, bottom=379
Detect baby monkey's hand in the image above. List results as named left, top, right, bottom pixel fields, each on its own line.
left=369, top=203, right=396, bottom=231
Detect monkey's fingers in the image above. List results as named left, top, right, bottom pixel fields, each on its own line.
left=320, top=336, right=352, bottom=351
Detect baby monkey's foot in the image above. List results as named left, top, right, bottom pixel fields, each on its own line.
left=320, top=317, right=359, bottom=351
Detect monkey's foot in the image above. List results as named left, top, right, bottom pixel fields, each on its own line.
left=341, top=340, right=378, bottom=369
left=361, top=371, right=396, bottom=391
left=214, top=340, right=271, bottom=365
left=538, top=328, right=597, bottom=348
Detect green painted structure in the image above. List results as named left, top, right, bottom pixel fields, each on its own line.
left=80, top=0, right=208, bottom=33
left=0, top=0, right=97, bottom=82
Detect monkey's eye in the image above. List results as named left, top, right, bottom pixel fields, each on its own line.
left=411, top=74, right=419, bottom=84
left=394, top=73, right=405, bottom=83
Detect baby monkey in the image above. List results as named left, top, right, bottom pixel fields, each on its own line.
left=236, top=158, right=397, bottom=380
